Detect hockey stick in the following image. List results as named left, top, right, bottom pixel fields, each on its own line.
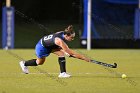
left=90, top=60, right=117, bottom=68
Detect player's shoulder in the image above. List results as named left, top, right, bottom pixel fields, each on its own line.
left=55, top=31, right=64, bottom=34
left=54, top=31, right=64, bottom=40
left=55, top=37, right=63, bottom=41
left=54, top=37, right=64, bottom=45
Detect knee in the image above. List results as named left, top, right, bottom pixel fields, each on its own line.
left=37, top=62, right=44, bottom=65
left=36, top=59, right=45, bottom=65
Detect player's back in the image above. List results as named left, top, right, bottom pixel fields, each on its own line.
left=41, top=31, right=65, bottom=49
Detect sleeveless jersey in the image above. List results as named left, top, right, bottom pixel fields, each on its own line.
left=41, top=31, right=66, bottom=49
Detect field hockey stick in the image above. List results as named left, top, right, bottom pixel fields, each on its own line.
left=90, top=60, right=117, bottom=68
left=68, top=53, right=117, bottom=68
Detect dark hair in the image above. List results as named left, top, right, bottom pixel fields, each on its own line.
left=64, top=25, right=75, bottom=36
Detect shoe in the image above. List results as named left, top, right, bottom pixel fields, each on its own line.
left=19, top=61, right=29, bottom=74
left=58, top=72, right=71, bottom=78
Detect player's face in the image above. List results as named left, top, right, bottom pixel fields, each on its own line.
left=66, top=33, right=75, bottom=41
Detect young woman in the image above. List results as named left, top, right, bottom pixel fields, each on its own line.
left=20, top=25, right=91, bottom=78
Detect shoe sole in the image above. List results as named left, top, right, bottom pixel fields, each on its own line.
left=58, top=75, right=71, bottom=78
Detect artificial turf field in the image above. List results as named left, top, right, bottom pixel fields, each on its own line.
left=0, top=49, right=140, bottom=93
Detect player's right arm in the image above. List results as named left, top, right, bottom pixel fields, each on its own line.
left=55, top=37, right=91, bottom=62
left=55, top=37, right=73, bottom=55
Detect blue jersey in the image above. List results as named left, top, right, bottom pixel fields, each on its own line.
left=35, top=31, right=66, bottom=58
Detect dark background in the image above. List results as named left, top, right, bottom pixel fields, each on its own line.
left=16, top=0, right=81, bottom=23
left=0, top=0, right=82, bottom=22
left=0, top=0, right=139, bottom=48
left=0, top=0, right=83, bottom=48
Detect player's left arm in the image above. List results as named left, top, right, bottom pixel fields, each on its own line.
left=67, top=49, right=91, bottom=62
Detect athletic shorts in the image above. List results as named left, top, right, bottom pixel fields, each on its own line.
left=35, top=40, right=52, bottom=58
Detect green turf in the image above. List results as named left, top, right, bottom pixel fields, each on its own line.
left=0, top=49, right=140, bottom=93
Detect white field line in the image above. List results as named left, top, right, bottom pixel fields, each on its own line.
left=0, top=72, right=113, bottom=75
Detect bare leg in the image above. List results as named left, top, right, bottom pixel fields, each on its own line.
left=24, top=57, right=45, bottom=66
left=36, top=57, right=46, bottom=65
left=53, top=50, right=66, bottom=73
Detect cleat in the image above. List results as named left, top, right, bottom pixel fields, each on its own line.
left=58, top=72, right=71, bottom=78
left=19, top=61, right=29, bottom=74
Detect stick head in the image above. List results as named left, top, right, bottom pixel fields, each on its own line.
left=112, top=63, right=117, bottom=68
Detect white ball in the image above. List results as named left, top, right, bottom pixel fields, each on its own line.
left=121, top=74, right=127, bottom=79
